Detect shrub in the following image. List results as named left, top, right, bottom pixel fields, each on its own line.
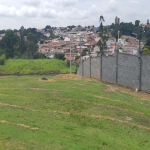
left=33, top=53, right=46, bottom=59
left=55, top=53, right=65, bottom=61
left=0, top=54, right=6, bottom=65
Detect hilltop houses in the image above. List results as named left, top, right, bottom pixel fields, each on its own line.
left=38, top=29, right=99, bottom=62
left=37, top=25, right=144, bottom=62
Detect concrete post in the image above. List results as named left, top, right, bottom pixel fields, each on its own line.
left=90, top=56, right=91, bottom=78
left=82, top=58, right=84, bottom=77
left=115, top=49, right=119, bottom=84
left=138, top=52, right=142, bottom=90
left=100, top=54, right=102, bottom=81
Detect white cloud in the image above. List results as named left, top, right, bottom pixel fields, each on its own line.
left=17, top=6, right=38, bottom=17
left=129, top=0, right=140, bottom=4
left=52, top=0, right=78, bottom=7
left=0, top=0, right=149, bottom=29
left=0, top=5, right=17, bottom=17
left=109, top=0, right=117, bottom=4
left=40, top=8, right=57, bottom=18
left=23, top=0, right=41, bottom=6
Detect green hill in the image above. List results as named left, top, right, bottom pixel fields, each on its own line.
left=0, top=59, right=76, bottom=75
left=0, top=74, right=150, bottom=150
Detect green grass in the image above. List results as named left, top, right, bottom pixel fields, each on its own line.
left=0, top=59, right=76, bottom=75
left=0, top=75, right=150, bottom=150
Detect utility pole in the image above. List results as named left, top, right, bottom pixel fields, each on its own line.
left=70, top=37, right=72, bottom=74
left=118, top=30, right=120, bottom=42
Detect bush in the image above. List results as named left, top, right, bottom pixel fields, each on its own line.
left=33, top=53, right=46, bottom=59
left=0, top=54, right=6, bottom=65
left=55, top=53, right=65, bottom=61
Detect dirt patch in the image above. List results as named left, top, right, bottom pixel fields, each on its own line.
left=16, top=123, right=39, bottom=130
left=101, top=81, right=150, bottom=101
left=125, top=116, right=133, bottom=121
left=49, top=97, right=71, bottom=101
left=0, top=120, right=8, bottom=124
left=55, top=74, right=84, bottom=80
left=0, top=103, right=20, bottom=109
left=0, top=120, right=38, bottom=131
left=0, top=94, right=7, bottom=96
left=17, top=124, right=30, bottom=129
left=47, top=111, right=150, bottom=132
left=29, top=88, right=50, bottom=92
left=92, top=102, right=143, bottom=115
left=38, top=79, right=55, bottom=83
left=16, top=123, right=38, bottom=130
left=54, top=111, right=70, bottom=115
left=55, top=74, right=98, bottom=82
left=74, top=98, right=143, bottom=115
left=0, top=88, right=21, bottom=90
left=0, top=102, right=38, bottom=112
left=29, top=88, right=64, bottom=94
left=94, top=95, right=121, bottom=102
left=104, top=85, right=117, bottom=93
left=89, top=114, right=150, bottom=132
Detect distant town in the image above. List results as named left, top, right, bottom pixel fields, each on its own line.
left=0, top=16, right=150, bottom=64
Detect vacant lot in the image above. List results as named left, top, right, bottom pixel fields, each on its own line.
left=0, top=74, right=150, bottom=150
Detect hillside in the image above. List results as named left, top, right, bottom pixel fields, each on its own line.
left=0, top=74, right=150, bottom=150
left=0, top=59, right=76, bottom=75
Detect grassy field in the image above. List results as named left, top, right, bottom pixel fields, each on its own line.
left=0, top=74, right=150, bottom=150
left=0, top=59, right=76, bottom=75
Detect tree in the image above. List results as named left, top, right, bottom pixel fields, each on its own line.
left=81, top=48, right=88, bottom=56
left=67, top=25, right=76, bottom=30
left=146, top=37, right=150, bottom=46
left=44, top=25, right=51, bottom=31
left=33, top=53, right=46, bottom=59
left=135, top=20, right=140, bottom=27
left=97, top=15, right=108, bottom=54
left=0, top=30, right=20, bottom=58
left=27, top=32, right=37, bottom=43
left=19, top=26, right=26, bottom=55
left=25, top=41, right=38, bottom=59
left=40, top=40, right=44, bottom=44
left=143, top=46, right=150, bottom=54
left=55, top=53, right=65, bottom=61
left=25, top=33, right=38, bottom=59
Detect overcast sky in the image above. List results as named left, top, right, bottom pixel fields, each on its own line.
left=0, top=0, right=149, bottom=30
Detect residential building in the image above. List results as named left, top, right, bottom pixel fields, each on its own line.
left=115, top=16, right=120, bottom=25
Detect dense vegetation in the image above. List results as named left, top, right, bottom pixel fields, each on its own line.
left=0, top=25, right=56, bottom=59
left=0, top=27, right=39, bottom=59
left=109, top=20, right=150, bottom=53
left=0, top=75, right=150, bottom=149
left=0, top=59, right=76, bottom=74
left=110, top=20, right=143, bottom=38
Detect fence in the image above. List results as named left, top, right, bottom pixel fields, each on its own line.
left=77, top=51, right=150, bottom=93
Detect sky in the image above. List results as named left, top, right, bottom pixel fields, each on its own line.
left=0, top=0, right=149, bottom=30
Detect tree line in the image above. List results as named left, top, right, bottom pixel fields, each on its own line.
left=0, top=26, right=47, bottom=59
left=109, top=20, right=150, bottom=53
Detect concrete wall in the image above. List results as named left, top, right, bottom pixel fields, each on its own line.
left=77, top=53, right=150, bottom=93
left=83, top=58, right=91, bottom=78
left=91, top=57, right=100, bottom=80
left=102, top=56, right=117, bottom=84
left=77, top=58, right=83, bottom=76
left=117, top=53, right=139, bottom=89
left=141, top=55, right=150, bottom=93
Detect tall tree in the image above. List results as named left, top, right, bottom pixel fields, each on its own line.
left=135, top=20, right=140, bottom=27
left=97, top=15, right=108, bottom=54
left=0, top=30, right=20, bottom=58
left=25, top=33, right=38, bottom=59
left=19, top=26, right=26, bottom=55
